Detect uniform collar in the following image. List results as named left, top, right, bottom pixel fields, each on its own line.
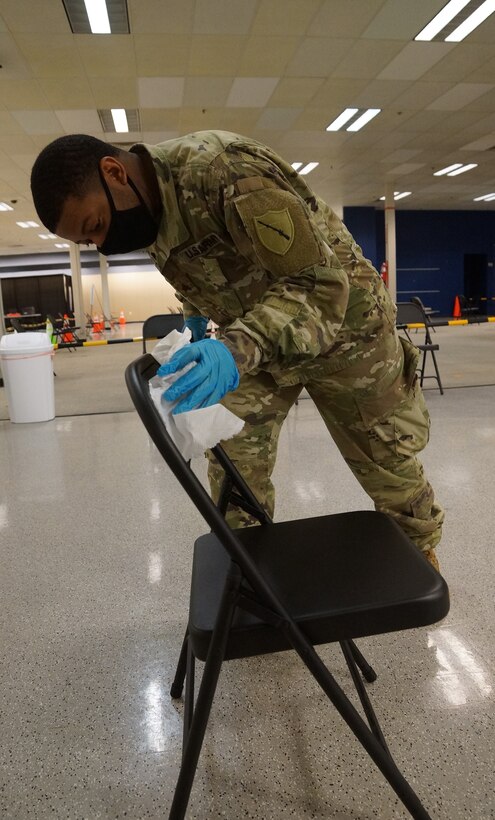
left=130, top=142, right=189, bottom=263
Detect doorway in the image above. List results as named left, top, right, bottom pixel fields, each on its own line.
left=464, top=254, right=487, bottom=314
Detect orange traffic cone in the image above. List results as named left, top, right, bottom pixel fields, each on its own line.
left=453, top=295, right=462, bottom=319
left=119, top=309, right=126, bottom=326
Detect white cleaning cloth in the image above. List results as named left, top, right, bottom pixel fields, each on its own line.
left=149, top=328, right=244, bottom=460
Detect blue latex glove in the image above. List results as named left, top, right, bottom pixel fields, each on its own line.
left=158, top=339, right=240, bottom=414
left=183, top=315, right=209, bottom=342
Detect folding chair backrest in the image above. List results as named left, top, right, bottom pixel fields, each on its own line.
left=396, top=301, right=433, bottom=343
left=125, top=354, right=272, bottom=589
left=142, top=313, right=184, bottom=352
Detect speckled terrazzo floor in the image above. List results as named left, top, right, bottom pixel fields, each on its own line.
left=0, top=340, right=494, bottom=818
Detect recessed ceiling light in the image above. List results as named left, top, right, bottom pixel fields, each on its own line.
left=346, top=109, right=381, bottom=132
left=434, top=163, right=464, bottom=176
left=473, top=193, right=495, bottom=200
left=62, top=0, right=129, bottom=34
left=326, top=108, right=359, bottom=132
left=447, top=163, right=478, bottom=176
left=55, top=243, right=71, bottom=248
left=0, top=202, right=14, bottom=211
left=415, top=0, right=471, bottom=41
left=445, top=0, right=495, bottom=42
left=379, top=192, right=412, bottom=201
left=16, top=220, right=39, bottom=228
left=111, top=108, right=129, bottom=133
left=98, top=108, right=140, bottom=132
left=298, top=162, right=319, bottom=175
left=38, top=233, right=57, bottom=239
left=291, top=162, right=303, bottom=171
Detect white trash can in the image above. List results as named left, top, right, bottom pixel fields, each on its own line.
left=0, top=332, right=55, bottom=422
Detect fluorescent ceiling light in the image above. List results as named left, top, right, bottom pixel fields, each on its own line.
left=291, top=162, right=303, bottom=170
left=84, top=0, right=110, bottom=33
left=16, top=220, right=39, bottom=228
left=447, top=163, right=478, bottom=175
left=473, top=193, right=495, bottom=200
left=445, top=0, right=495, bottom=41
left=346, top=108, right=381, bottom=132
left=55, top=243, right=70, bottom=248
left=39, top=233, right=58, bottom=239
left=299, top=162, right=319, bottom=175
left=326, top=108, right=359, bottom=131
left=111, top=108, right=129, bottom=133
left=415, top=0, right=471, bottom=41
left=0, top=202, right=13, bottom=211
left=379, top=192, right=412, bottom=201
left=434, top=163, right=463, bottom=176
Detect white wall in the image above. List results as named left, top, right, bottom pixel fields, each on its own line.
left=81, top=268, right=182, bottom=321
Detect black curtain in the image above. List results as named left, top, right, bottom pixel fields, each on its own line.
left=2, top=275, right=71, bottom=317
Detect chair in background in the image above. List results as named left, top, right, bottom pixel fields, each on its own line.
left=10, top=317, right=30, bottom=333
left=125, top=352, right=450, bottom=820
left=47, top=314, right=81, bottom=351
left=396, top=301, right=444, bottom=394
left=458, top=295, right=480, bottom=319
left=142, top=313, right=184, bottom=353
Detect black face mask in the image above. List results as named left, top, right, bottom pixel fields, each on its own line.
left=97, top=168, right=159, bottom=256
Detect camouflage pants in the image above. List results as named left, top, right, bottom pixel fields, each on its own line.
left=208, top=335, right=444, bottom=552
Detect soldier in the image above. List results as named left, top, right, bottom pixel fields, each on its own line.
left=30, top=131, right=444, bottom=569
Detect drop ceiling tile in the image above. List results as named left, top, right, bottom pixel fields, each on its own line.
left=256, top=107, right=303, bottom=130
left=465, top=55, right=495, bottom=84
left=139, top=109, right=182, bottom=131
left=76, top=35, right=137, bottom=78
left=104, top=131, right=142, bottom=145
left=0, top=111, right=26, bottom=135
left=379, top=149, right=422, bottom=164
left=138, top=77, right=184, bottom=108
left=38, top=76, right=96, bottom=108
left=238, top=36, right=299, bottom=76
left=390, top=82, right=452, bottom=110
left=331, top=39, right=405, bottom=80
left=88, top=77, right=139, bottom=109
left=459, top=133, right=495, bottom=152
left=226, top=77, right=280, bottom=107
left=12, top=109, right=62, bottom=135
left=462, top=87, right=495, bottom=113
left=128, top=0, right=195, bottom=34
left=183, top=77, right=233, bottom=108
left=378, top=42, right=455, bottom=81
left=386, top=162, right=426, bottom=175
left=11, top=153, right=37, bottom=172
left=55, top=110, right=103, bottom=133
left=286, top=37, right=354, bottom=77
left=15, top=33, right=85, bottom=78
left=251, top=0, right=321, bottom=36
left=268, top=77, right=324, bottom=107
left=308, top=0, right=385, bottom=37
left=0, top=32, right=30, bottom=78
left=0, top=78, right=50, bottom=109
left=361, top=0, right=445, bottom=40
left=188, top=35, right=244, bottom=76
left=427, top=83, right=494, bottom=111
left=0, top=133, right=37, bottom=153
left=309, top=77, right=370, bottom=110
left=217, top=108, right=262, bottom=133
left=179, top=107, right=230, bottom=132
left=420, top=43, right=495, bottom=83
left=193, top=0, right=257, bottom=35
left=0, top=0, right=69, bottom=33
left=351, top=79, right=411, bottom=108
left=134, top=35, right=191, bottom=76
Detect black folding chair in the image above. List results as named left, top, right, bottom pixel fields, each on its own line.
left=125, top=353, right=450, bottom=820
left=142, top=313, right=184, bottom=353
left=47, top=314, right=81, bottom=351
left=396, top=301, right=444, bottom=394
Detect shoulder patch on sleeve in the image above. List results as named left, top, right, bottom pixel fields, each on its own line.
left=234, top=188, right=324, bottom=275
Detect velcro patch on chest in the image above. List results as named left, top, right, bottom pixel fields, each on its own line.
left=234, top=189, right=324, bottom=276
left=178, top=233, right=221, bottom=261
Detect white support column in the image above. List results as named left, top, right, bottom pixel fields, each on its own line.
left=69, top=242, right=87, bottom=340
left=99, top=253, right=111, bottom=328
left=384, top=185, right=397, bottom=303
left=0, top=276, right=6, bottom=338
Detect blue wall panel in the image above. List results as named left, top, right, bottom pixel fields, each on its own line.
left=343, top=207, right=495, bottom=315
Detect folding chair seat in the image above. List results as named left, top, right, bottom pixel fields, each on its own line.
left=396, top=301, right=444, bottom=394
left=125, top=353, right=450, bottom=820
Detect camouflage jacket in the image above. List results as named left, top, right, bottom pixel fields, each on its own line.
left=134, top=131, right=397, bottom=387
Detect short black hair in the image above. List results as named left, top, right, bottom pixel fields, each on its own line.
left=30, top=134, right=121, bottom=232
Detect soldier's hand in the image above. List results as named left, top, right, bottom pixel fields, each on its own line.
left=158, top=339, right=239, bottom=414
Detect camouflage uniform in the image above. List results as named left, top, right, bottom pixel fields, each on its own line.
left=134, top=131, right=444, bottom=552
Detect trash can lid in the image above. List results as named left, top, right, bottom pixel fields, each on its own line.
left=0, top=332, right=53, bottom=354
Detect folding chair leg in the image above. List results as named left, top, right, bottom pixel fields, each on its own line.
left=170, top=630, right=189, bottom=699
left=347, top=639, right=377, bottom=683
left=169, top=568, right=241, bottom=820
left=288, top=625, right=432, bottom=819
left=430, top=351, right=444, bottom=395
left=340, top=640, right=390, bottom=754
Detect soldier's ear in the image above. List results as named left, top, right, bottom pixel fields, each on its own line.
left=99, top=156, right=127, bottom=186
